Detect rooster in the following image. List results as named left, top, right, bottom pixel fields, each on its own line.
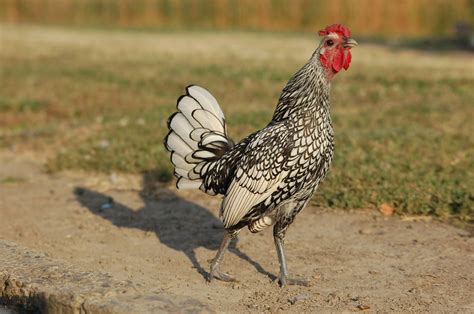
left=164, top=24, right=357, bottom=286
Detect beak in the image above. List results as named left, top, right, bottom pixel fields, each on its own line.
left=343, top=38, right=358, bottom=48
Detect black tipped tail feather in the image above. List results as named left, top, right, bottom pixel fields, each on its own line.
left=164, top=85, right=234, bottom=194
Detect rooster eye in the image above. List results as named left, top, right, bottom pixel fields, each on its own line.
left=326, top=39, right=334, bottom=46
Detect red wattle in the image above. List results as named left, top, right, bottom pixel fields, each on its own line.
left=343, top=50, right=352, bottom=70
left=332, top=49, right=343, bottom=72
left=321, top=48, right=352, bottom=74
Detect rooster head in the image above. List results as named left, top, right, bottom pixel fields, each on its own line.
left=318, top=24, right=357, bottom=78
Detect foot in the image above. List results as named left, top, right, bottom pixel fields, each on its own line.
left=208, top=265, right=237, bottom=282
left=277, top=274, right=310, bottom=287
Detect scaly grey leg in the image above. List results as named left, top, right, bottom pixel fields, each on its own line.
left=274, top=235, right=310, bottom=287
left=208, top=232, right=236, bottom=282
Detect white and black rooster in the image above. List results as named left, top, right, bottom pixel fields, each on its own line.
left=165, top=24, right=357, bottom=286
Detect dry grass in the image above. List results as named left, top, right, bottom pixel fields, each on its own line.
left=1, top=0, right=472, bottom=36
left=0, top=24, right=473, bottom=219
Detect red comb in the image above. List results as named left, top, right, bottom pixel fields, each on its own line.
left=318, top=24, right=351, bottom=38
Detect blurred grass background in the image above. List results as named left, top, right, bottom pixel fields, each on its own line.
left=0, top=1, right=473, bottom=221
left=1, top=0, right=473, bottom=37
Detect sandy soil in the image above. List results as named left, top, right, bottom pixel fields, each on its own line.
left=1, top=151, right=473, bottom=312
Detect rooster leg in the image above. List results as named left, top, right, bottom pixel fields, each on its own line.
left=208, top=231, right=236, bottom=282
left=274, top=226, right=310, bottom=287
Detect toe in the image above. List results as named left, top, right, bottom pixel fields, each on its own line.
left=209, top=268, right=237, bottom=282
left=277, top=275, right=310, bottom=287
left=286, top=277, right=311, bottom=286
left=217, top=272, right=237, bottom=282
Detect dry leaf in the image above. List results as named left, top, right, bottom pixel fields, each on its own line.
left=379, top=203, right=395, bottom=216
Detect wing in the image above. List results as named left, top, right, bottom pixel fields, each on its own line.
left=220, top=124, right=291, bottom=228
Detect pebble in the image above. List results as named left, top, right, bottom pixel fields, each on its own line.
left=100, top=197, right=114, bottom=210
left=289, top=293, right=311, bottom=305
left=357, top=304, right=370, bottom=310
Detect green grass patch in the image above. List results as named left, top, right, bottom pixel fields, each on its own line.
left=0, top=96, right=49, bottom=112
left=0, top=176, right=27, bottom=184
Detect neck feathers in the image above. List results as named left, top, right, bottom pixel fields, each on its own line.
left=272, top=52, right=331, bottom=122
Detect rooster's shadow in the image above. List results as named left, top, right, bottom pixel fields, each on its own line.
left=74, top=170, right=275, bottom=281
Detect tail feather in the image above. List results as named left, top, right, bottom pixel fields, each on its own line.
left=170, top=153, right=193, bottom=171
left=187, top=85, right=226, bottom=125
left=165, top=85, right=233, bottom=194
left=201, top=133, right=228, bottom=146
left=176, top=96, right=204, bottom=129
left=192, top=110, right=224, bottom=133
left=175, top=167, right=191, bottom=179
left=168, top=113, right=198, bottom=150
left=165, top=132, right=192, bottom=158
left=176, top=178, right=202, bottom=189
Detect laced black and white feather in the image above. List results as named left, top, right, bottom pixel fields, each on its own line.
left=164, top=85, right=234, bottom=194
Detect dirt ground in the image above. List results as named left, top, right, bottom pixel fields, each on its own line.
left=1, top=151, right=473, bottom=312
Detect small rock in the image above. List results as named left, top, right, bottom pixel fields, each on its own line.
left=100, top=197, right=114, bottom=210
left=312, top=273, right=322, bottom=281
left=289, top=293, right=311, bottom=305
left=100, top=203, right=113, bottom=210
left=350, top=295, right=360, bottom=301
left=358, top=304, right=370, bottom=310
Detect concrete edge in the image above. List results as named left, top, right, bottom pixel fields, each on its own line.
left=0, top=240, right=210, bottom=313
